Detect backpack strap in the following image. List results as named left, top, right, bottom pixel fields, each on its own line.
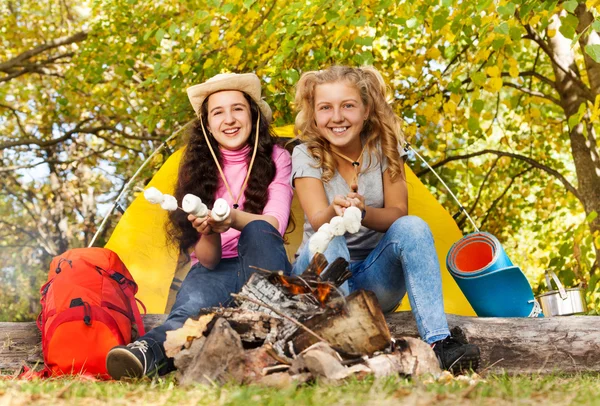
left=108, top=270, right=147, bottom=336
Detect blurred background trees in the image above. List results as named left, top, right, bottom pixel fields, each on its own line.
left=1, top=0, right=599, bottom=320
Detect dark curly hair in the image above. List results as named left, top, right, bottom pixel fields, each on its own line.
left=167, top=93, right=277, bottom=256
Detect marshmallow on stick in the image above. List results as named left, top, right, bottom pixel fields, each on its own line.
left=182, top=194, right=208, bottom=217
left=143, top=187, right=165, bottom=205
left=160, top=194, right=178, bottom=211
left=211, top=198, right=231, bottom=222
left=308, top=207, right=363, bottom=255
left=141, top=186, right=178, bottom=212
left=343, top=206, right=362, bottom=234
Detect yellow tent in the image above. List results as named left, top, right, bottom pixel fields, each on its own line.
left=106, top=127, right=475, bottom=316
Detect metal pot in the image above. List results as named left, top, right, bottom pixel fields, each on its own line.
left=536, top=270, right=587, bottom=317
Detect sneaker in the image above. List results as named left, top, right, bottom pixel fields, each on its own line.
left=432, top=336, right=480, bottom=373
left=106, top=340, right=157, bottom=380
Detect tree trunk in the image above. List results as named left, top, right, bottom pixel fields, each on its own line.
left=548, top=11, right=600, bottom=269
left=2, top=314, right=600, bottom=374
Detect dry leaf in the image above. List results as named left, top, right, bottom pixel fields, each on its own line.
left=164, top=313, right=214, bottom=358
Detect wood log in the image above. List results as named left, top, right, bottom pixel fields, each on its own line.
left=3, top=313, right=600, bottom=374
left=291, top=290, right=391, bottom=356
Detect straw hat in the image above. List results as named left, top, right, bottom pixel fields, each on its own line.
left=186, top=73, right=272, bottom=123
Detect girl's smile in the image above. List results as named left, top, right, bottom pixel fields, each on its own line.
left=314, top=81, right=369, bottom=153
left=207, top=90, right=252, bottom=150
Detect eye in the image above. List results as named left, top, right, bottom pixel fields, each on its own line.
left=212, top=111, right=222, bottom=116
left=318, top=105, right=331, bottom=110
left=343, top=103, right=355, bottom=108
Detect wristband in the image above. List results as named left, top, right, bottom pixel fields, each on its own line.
left=361, top=207, right=367, bottom=220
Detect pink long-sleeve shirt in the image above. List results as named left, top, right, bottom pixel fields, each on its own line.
left=190, top=144, right=293, bottom=265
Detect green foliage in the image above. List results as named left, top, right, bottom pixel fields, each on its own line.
left=2, top=0, right=600, bottom=319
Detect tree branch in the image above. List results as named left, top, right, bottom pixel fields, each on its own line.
left=0, top=123, right=128, bottom=150
left=457, top=156, right=500, bottom=228
left=522, top=24, right=595, bottom=103
left=479, top=166, right=534, bottom=229
left=416, top=148, right=581, bottom=201
left=502, top=81, right=561, bottom=104
left=0, top=31, right=87, bottom=72
left=500, top=70, right=556, bottom=88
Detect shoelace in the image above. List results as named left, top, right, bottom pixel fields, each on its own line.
left=129, top=340, right=149, bottom=373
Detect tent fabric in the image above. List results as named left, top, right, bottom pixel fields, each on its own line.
left=447, top=232, right=538, bottom=317
left=106, top=127, right=476, bottom=316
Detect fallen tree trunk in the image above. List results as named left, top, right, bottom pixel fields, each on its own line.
left=2, top=313, right=599, bottom=374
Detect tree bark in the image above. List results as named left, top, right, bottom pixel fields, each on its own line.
left=2, top=314, right=600, bottom=374
left=548, top=11, right=600, bottom=267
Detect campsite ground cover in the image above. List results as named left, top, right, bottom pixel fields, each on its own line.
left=0, top=373, right=599, bottom=406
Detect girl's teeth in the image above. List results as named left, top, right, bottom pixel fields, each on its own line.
left=332, top=127, right=347, bottom=133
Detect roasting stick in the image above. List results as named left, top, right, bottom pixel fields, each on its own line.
left=132, top=186, right=187, bottom=213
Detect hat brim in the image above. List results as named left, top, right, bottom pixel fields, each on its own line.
left=186, top=73, right=272, bottom=123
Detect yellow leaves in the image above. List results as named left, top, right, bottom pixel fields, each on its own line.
left=586, top=0, right=599, bottom=10
left=203, top=58, right=214, bottom=69
left=443, top=100, right=457, bottom=115
left=547, top=29, right=557, bottom=38
left=179, top=63, right=191, bottom=74
left=485, top=77, right=503, bottom=92
left=529, top=108, right=541, bottom=119
left=485, top=66, right=501, bottom=77
left=426, top=47, right=441, bottom=60
left=528, top=15, right=541, bottom=26
left=589, top=94, right=600, bottom=123
left=443, top=120, right=453, bottom=132
left=508, top=57, right=519, bottom=78
left=445, top=31, right=456, bottom=42
left=227, top=46, right=243, bottom=65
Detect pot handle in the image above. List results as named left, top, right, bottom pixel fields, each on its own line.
left=545, top=270, right=568, bottom=300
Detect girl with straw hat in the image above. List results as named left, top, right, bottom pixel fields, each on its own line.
left=106, top=73, right=293, bottom=379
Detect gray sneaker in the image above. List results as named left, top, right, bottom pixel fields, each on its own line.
left=106, top=340, right=157, bottom=380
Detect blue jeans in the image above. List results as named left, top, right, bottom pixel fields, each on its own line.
left=293, top=215, right=450, bottom=344
left=142, top=220, right=291, bottom=370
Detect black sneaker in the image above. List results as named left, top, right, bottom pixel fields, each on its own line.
left=432, top=336, right=480, bottom=373
left=106, top=340, right=158, bottom=380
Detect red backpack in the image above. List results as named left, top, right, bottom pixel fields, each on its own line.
left=37, top=247, right=146, bottom=378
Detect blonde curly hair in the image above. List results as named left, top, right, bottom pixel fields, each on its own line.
left=294, top=66, right=406, bottom=182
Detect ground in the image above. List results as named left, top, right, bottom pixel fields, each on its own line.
left=1, top=373, right=599, bottom=405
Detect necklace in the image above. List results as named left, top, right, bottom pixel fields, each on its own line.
left=330, top=142, right=369, bottom=193
left=199, top=114, right=259, bottom=210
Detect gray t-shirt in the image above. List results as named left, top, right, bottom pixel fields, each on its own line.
left=291, top=143, right=407, bottom=261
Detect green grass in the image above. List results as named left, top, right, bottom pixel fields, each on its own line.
left=1, top=373, right=599, bottom=405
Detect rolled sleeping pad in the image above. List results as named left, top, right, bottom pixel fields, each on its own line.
left=446, top=232, right=542, bottom=317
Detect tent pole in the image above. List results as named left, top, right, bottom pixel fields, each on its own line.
left=405, top=144, right=480, bottom=233
left=88, top=122, right=193, bottom=248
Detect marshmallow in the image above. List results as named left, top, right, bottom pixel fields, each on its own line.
left=160, top=194, right=178, bottom=211
left=182, top=194, right=208, bottom=217
left=143, top=187, right=164, bottom=205
left=318, top=223, right=333, bottom=239
left=309, top=230, right=333, bottom=255
left=329, top=216, right=346, bottom=236
left=211, top=198, right=231, bottom=221
left=343, top=206, right=362, bottom=234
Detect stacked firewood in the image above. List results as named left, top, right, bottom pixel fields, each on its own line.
left=164, top=254, right=442, bottom=387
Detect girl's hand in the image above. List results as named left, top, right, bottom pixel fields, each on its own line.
left=332, top=194, right=352, bottom=216
left=346, top=192, right=365, bottom=211
left=188, top=214, right=213, bottom=235
left=207, top=210, right=233, bottom=234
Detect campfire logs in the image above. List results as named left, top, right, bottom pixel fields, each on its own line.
left=165, top=254, right=441, bottom=386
